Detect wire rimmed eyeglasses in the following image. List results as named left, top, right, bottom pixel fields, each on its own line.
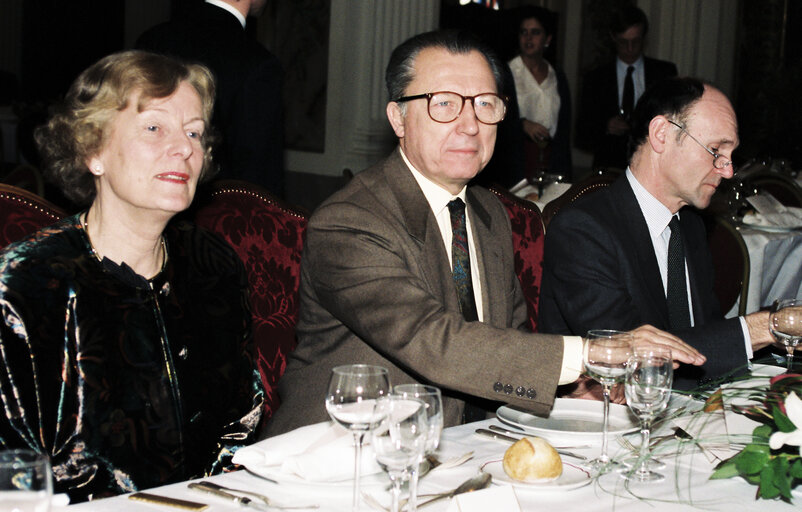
left=667, top=120, right=733, bottom=170
left=393, top=91, right=508, bottom=125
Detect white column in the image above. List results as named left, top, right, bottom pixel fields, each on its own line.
left=286, top=0, right=439, bottom=178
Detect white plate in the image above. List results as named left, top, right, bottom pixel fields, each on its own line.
left=480, top=460, right=591, bottom=491
left=496, top=399, right=639, bottom=439
left=245, top=465, right=388, bottom=488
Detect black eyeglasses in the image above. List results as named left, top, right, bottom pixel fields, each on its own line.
left=667, top=120, right=733, bottom=170
left=393, top=91, right=508, bottom=125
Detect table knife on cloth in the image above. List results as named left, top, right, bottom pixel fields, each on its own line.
left=188, top=482, right=269, bottom=511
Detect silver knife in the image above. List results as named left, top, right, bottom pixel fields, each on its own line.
left=474, top=429, right=588, bottom=461
left=188, top=482, right=269, bottom=511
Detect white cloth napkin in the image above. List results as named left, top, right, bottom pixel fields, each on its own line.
left=742, top=208, right=802, bottom=228
left=232, top=421, right=382, bottom=482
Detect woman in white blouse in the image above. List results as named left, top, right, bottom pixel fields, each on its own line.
left=508, top=6, right=572, bottom=180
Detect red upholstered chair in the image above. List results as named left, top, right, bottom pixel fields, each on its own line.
left=191, top=180, right=308, bottom=421
left=0, top=183, right=66, bottom=248
left=489, top=185, right=545, bottom=332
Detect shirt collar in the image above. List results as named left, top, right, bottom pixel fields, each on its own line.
left=626, top=167, right=675, bottom=237
left=206, top=0, right=246, bottom=29
left=617, top=55, right=644, bottom=73
left=399, top=147, right=467, bottom=216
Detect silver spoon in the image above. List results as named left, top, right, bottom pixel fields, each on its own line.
left=189, top=481, right=318, bottom=510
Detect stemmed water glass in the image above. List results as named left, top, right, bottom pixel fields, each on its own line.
left=623, top=344, right=673, bottom=483
left=0, top=449, right=53, bottom=512
left=394, top=384, right=443, bottom=512
left=769, top=299, right=802, bottom=373
left=325, top=364, right=391, bottom=512
left=583, top=329, right=633, bottom=472
left=371, top=395, right=429, bottom=512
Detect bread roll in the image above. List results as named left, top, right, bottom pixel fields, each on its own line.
left=502, top=436, right=563, bottom=482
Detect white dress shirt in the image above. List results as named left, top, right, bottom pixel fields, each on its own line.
left=508, top=56, right=561, bottom=137
left=626, top=169, right=753, bottom=358
left=400, top=148, right=583, bottom=384
left=205, top=0, right=246, bottom=28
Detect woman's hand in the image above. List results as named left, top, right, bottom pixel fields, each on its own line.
left=522, top=119, right=550, bottom=142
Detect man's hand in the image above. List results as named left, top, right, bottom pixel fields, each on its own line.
left=744, top=310, right=773, bottom=351
left=630, top=324, right=706, bottom=368
left=559, top=375, right=626, bottom=404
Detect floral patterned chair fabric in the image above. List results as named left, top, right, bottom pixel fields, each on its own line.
left=191, top=180, right=308, bottom=421
left=0, top=183, right=66, bottom=248
left=489, top=185, right=545, bottom=332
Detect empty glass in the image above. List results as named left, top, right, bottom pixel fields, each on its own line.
left=583, top=329, right=633, bottom=471
left=0, top=449, right=52, bottom=512
left=371, top=395, right=429, bottom=512
left=393, top=384, right=443, bottom=511
left=623, top=344, right=673, bottom=483
left=325, top=365, right=391, bottom=512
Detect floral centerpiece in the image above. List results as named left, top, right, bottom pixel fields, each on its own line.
left=710, top=373, right=802, bottom=503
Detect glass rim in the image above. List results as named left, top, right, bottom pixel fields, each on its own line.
left=393, top=383, right=441, bottom=395
left=585, top=329, right=633, bottom=339
left=330, top=364, right=389, bottom=376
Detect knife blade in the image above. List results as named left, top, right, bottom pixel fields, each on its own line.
left=188, top=482, right=269, bottom=511
left=475, top=429, right=588, bottom=461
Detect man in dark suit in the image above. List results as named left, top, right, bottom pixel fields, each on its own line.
left=264, top=31, right=702, bottom=436
left=576, top=6, right=677, bottom=170
left=540, top=77, right=773, bottom=389
left=137, top=0, right=285, bottom=196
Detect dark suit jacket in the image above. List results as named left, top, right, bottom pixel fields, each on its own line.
left=576, top=57, right=677, bottom=169
left=539, top=175, right=747, bottom=389
left=137, top=3, right=285, bottom=196
left=264, top=148, right=565, bottom=436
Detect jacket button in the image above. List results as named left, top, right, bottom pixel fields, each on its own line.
left=526, top=388, right=537, bottom=399
left=515, top=386, right=525, bottom=397
left=503, top=384, right=513, bottom=395
left=493, top=381, right=503, bottom=393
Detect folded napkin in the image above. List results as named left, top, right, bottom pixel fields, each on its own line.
left=232, top=421, right=381, bottom=482
left=742, top=207, right=802, bottom=228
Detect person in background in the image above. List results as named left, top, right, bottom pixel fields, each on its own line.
left=541, top=77, right=773, bottom=389
left=263, top=30, right=704, bottom=438
left=508, top=5, right=572, bottom=180
left=576, top=5, right=677, bottom=170
left=137, top=0, right=285, bottom=196
left=0, top=51, right=263, bottom=502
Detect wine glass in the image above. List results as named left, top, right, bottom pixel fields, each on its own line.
left=0, top=449, right=52, bottom=512
left=583, top=329, right=633, bottom=472
left=623, top=344, right=673, bottom=483
left=371, top=395, right=429, bottom=512
left=393, top=384, right=443, bottom=512
left=325, top=364, right=391, bottom=512
left=769, top=299, right=802, bottom=373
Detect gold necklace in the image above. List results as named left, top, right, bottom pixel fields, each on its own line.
left=81, top=212, right=167, bottom=276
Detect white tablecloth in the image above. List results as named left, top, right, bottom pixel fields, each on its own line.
left=726, top=226, right=802, bottom=317
left=59, top=405, right=800, bottom=511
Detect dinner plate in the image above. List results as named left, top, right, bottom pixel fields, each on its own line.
left=480, top=460, right=591, bottom=491
left=245, top=465, right=388, bottom=488
left=496, top=399, right=639, bottom=439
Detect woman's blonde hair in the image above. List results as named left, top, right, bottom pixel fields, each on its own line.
left=36, top=50, right=216, bottom=206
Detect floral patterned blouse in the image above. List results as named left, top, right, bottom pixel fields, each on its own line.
left=0, top=214, right=264, bottom=502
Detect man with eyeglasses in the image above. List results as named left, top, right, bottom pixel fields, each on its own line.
left=263, top=31, right=703, bottom=436
left=541, top=77, right=773, bottom=390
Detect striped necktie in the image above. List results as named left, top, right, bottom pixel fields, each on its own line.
left=448, top=198, right=478, bottom=321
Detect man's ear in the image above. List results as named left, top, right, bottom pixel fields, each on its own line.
left=386, top=101, right=405, bottom=138
left=648, top=115, right=670, bottom=154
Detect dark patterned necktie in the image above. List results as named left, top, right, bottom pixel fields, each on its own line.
left=622, top=65, right=635, bottom=119
left=666, top=216, right=691, bottom=329
left=448, top=198, right=478, bottom=322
